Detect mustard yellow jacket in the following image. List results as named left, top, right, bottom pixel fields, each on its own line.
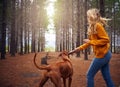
left=77, top=23, right=110, bottom=58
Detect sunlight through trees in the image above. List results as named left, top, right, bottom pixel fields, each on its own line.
left=0, top=0, right=120, bottom=59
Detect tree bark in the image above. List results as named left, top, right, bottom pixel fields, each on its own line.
left=1, top=0, right=7, bottom=59
left=84, top=0, right=88, bottom=60
left=10, top=0, right=16, bottom=56
left=20, top=0, right=24, bottom=55
left=76, top=0, right=80, bottom=57
left=99, top=0, right=105, bottom=17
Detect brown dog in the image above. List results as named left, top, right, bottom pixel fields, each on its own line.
left=33, top=51, right=73, bottom=87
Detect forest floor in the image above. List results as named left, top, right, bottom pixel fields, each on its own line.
left=0, top=52, right=120, bottom=87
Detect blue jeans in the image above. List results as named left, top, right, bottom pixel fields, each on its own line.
left=87, top=51, right=114, bottom=87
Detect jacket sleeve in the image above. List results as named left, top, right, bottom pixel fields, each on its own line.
left=77, top=43, right=90, bottom=50
left=89, top=23, right=110, bottom=46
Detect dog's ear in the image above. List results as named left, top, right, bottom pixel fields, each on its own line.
left=58, top=51, right=65, bottom=57
left=59, top=51, right=69, bottom=56
left=63, top=51, right=70, bottom=58
left=63, top=51, right=69, bottom=56
left=58, top=53, right=62, bottom=57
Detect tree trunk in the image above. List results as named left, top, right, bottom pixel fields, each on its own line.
left=1, top=0, right=7, bottom=59
left=28, top=28, right=30, bottom=53
left=113, top=0, right=116, bottom=53
left=76, top=0, right=80, bottom=57
left=24, top=0, right=27, bottom=54
left=10, top=0, right=16, bottom=56
left=84, top=0, right=88, bottom=60
left=99, top=0, right=105, bottom=17
left=20, top=0, right=24, bottom=55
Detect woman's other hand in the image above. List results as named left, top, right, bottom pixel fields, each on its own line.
left=83, top=39, right=90, bottom=43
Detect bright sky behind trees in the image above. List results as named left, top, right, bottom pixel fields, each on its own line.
left=45, top=0, right=56, bottom=51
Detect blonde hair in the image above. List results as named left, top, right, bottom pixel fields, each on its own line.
left=87, top=8, right=110, bottom=35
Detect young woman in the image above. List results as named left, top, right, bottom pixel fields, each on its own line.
left=69, top=8, right=114, bottom=87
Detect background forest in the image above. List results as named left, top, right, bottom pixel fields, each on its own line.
left=0, top=0, right=120, bottom=59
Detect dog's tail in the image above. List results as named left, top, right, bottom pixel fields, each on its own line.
left=33, top=53, right=51, bottom=71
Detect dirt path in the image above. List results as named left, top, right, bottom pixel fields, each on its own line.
left=0, top=52, right=120, bottom=87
